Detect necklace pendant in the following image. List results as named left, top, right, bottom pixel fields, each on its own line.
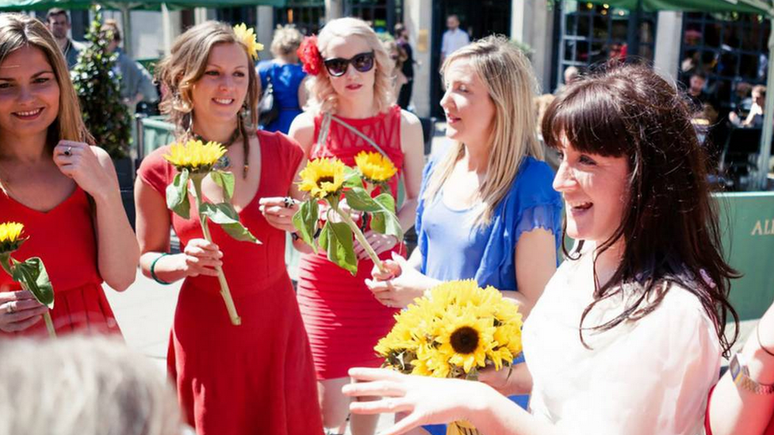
left=214, top=155, right=231, bottom=171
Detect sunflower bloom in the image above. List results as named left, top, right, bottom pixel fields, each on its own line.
left=298, top=158, right=347, bottom=200
left=436, top=309, right=496, bottom=374
left=164, top=140, right=226, bottom=173
left=0, top=222, right=26, bottom=253
left=354, top=151, right=397, bottom=183
left=233, top=23, right=264, bottom=60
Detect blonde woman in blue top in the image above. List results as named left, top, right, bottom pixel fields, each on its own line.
left=366, top=35, right=562, bottom=435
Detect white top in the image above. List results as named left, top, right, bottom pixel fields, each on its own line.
left=522, top=248, right=721, bottom=435
left=441, top=28, right=470, bottom=57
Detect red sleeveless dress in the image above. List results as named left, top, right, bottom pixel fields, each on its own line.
left=297, top=105, right=405, bottom=380
left=138, top=131, right=323, bottom=435
left=0, top=187, right=120, bottom=337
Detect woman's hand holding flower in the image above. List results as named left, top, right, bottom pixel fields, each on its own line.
left=0, top=289, right=48, bottom=333
left=365, top=252, right=433, bottom=308
left=354, top=231, right=397, bottom=260
left=259, top=197, right=300, bottom=232
left=180, top=239, right=223, bottom=278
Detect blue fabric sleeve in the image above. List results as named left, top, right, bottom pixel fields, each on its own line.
left=415, top=156, right=438, bottom=275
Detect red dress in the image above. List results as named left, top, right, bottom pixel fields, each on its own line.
left=138, top=131, right=323, bottom=435
left=0, top=187, right=120, bottom=336
left=297, top=105, right=405, bottom=380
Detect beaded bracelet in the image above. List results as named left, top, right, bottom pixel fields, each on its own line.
left=150, top=253, right=172, bottom=285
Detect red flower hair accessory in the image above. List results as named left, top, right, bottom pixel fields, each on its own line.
left=297, top=35, right=323, bottom=76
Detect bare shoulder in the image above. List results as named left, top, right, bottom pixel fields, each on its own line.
left=288, top=111, right=317, bottom=153
left=90, top=146, right=116, bottom=171
left=400, top=109, right=422, bottom=128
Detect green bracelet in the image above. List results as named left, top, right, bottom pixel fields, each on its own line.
left=150, top=253, right=172, bottom=285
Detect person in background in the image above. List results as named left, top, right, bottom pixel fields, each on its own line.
left=257, top=25, right=307, bottom=134
left=730, top=85, right=766, bottom=128
left=102, top=19, right=158, bottom=113
left=44, top=8, right=85, bottom=70
left=0, top=336, right=183, bottom=435
left=346, top=63, right=739, bottom=435
left=394, top=23, right=414, bottom=110
left=440, top=14, right=469, bottom=65
left=0, top=13, right=138, bottom=337
left=554, top=66, right=579, bottom=95
left=687, top=71, right=712, bottom=113
left=383, top=40, right=408, bottom=107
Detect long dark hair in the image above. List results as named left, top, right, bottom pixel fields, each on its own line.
left=541, top=64, right=739, bottom=355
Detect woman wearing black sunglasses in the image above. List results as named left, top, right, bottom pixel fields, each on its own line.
left=284, top=17, right=425, bottom=435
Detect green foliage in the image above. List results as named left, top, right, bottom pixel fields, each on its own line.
left=71, top=7, right=131, bottom=159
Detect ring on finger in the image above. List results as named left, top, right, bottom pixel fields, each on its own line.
left=5, top=302, right=15, bottom=314
left=283, top=197, right=294, bottom=209
left=64, top=146, right=72, bottom=157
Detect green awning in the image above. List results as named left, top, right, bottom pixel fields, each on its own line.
left=583, top=0, right=771, bottom=15
left=0, top=0, right=286, bottom=12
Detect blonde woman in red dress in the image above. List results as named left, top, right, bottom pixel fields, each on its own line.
left=0, top=14, right=138, bottom=337
left=268, top=17, right=424, bottom=435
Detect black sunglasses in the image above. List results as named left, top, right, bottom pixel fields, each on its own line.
left=323, top=51, right=375, bottom=77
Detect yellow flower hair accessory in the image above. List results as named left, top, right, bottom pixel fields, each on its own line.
left=233, top=23, right=263, bottom=60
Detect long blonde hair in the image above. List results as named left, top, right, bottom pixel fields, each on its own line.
left=0, top=13, right=91, bottom=145
left=305, top=17, right=394, bottom=115
left=156, top=21, right=259, bottom=137
left=424, top=35, right=543, bottom=227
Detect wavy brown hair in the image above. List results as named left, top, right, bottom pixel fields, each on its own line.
left=541, top=64, right=739, bottom=355
left=155, top=21, right=258, bottom=139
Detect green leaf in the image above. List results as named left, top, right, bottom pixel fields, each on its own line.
left=370, top=193, right=403, bottom=240
left=166, top=169, right=190, bottom=219
left=12, top=257, right=54, bottom=309
left=200, top=203, right=260, bottom=244
left=319, top=221, right=357, bottom=275
left=344, top=187, right=382, bottom=212
left=292, top=200, right=319, bottom=253
left=210, top=170, right=235, bottom=201
left=343, top=167, right=363, bottom=189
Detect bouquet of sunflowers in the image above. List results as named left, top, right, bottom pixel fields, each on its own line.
left=375, top=279, right=523, bottom=435
left=293, top=152, right=402, bottom=275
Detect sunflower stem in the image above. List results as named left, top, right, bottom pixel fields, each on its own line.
left=0, top=253, right=13, bottom=277
left=43, top=310, right=56, bottom=338
left=331, top=201, right=387, bottom=274
left=192, top=176, right=242, bottom=326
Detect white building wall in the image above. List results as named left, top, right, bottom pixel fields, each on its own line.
left=404, top=0, right=433, bottom=118
left=512, top=0, right=554, bottom=94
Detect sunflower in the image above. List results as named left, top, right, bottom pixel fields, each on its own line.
left=0, top=222, right=25, bottom=253
left=298, top=158, right=347, bottom=200
left=354, top=151, right=397, bottom=183
left=233, top=23, right=264, bottom=60
left=413, top=344, right=452, bottom=378
left=164, top=140, right=226, bottom=173
left=436, top=308, right=496, bottom=374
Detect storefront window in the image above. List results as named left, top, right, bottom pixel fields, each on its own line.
left=555, top=1, right=657, bottom=91
left=275, top=0, right=325, bottom=36
left=345, top=0, right=403, bottom=35
left=680, top=12, right=770, bottom=111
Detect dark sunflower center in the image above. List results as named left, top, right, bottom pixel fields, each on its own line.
left=450, top=326, right=479, bottom=354
left=317, top=176, right=335, bottom=185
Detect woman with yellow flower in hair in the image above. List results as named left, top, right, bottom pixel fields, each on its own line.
left=135, top=21, right=322, bottom=435
left=0, top=14, right=138, bottom=337
left=258, top=16, right=424, bottom=435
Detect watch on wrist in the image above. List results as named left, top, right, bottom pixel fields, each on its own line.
left=730, top=352, right=774, bottom=395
